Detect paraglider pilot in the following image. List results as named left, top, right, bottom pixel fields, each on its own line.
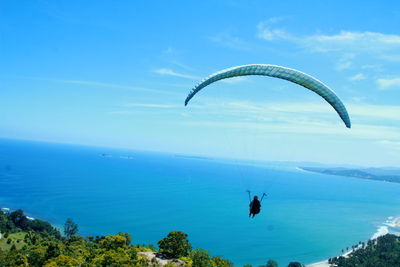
left=249, top=195, right=261, bottom=218
left=247, top=192, right=266, bottom=218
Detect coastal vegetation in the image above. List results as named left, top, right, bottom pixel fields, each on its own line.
left=329, top=234, right=400, bottom=267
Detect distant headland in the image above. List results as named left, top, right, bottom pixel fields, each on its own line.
left=299, top=167, right=400, bottom=184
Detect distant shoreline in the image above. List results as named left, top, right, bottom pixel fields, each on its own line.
left=299, top=167, right=400, bottom=184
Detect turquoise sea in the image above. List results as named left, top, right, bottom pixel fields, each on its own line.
left=1, top=139, right=400, bottom=266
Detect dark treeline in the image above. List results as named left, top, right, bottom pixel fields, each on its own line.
left=0, top=209, right=60, bottom=238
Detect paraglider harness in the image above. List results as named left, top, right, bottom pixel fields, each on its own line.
left=247, top=190, right=267, bottom=218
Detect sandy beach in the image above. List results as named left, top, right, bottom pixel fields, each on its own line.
left=306, top=260, right=330, bottom=267
left=306, top=246, right=357, bottom=267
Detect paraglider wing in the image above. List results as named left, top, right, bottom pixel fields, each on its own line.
left=184, top=64, right=351, bottom=128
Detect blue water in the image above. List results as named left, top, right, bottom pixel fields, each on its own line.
left=1, top=139, right=400, bottom=266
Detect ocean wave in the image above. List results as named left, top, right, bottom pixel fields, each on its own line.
left=371, top=226, right=389, bottom=240
left=383, top=216, right=400, bottom=228
left=371, top=216, right=400, bottom=240
left=1, top=207, right=10, bottom=213
left=1, top=207, right=35, bottom=220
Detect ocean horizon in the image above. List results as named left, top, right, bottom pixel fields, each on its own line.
left=1, top=138, right=399, bottom=266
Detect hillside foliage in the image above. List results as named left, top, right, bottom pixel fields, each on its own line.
left=0, top=210, right=234, bottom=266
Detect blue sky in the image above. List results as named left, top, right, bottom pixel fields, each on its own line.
left=1, top=0, right=400, bottom=166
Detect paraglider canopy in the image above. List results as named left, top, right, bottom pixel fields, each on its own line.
left=185, top=64, right=351, bottom=128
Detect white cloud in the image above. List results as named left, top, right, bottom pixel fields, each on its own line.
left=378, top=140, right=400, bottom=145
left=351, top=96, right=366, bottom=103
left=336, top=61, right=353, bottom=71
left=108, top=103, right=185, bottom=115
left=349, top=73, right=366, bottom=81
left=361, top=64, right=383, bottom=72
left=122, top=103, right=182, bottom=109
left=107, top=110, right=135, bottom=115
left=46, top=79, right=136, bottom=89
left=56, top=79, right=136, bottom=89
left=170, top=60, right=194, bottom=71
left=378, top=140, right=400, bottom=150
left=302, top=31, right=400, bottom=55
left=153, top=68, right=198, bottom=79
left=235, top=101, right=400, bottom=121
left=185, top=101, right=400, bottom=141
left=193, top=100, right=400, bottom=122
left=256, top=22, right=292, bottom=41
left=121, top=99, right=400, bottom=140
left=256, top=24, right=400, bottom=60
left=335, top=54, right=355, bottom=71
left=341, top=103, right=400, bottom=121
left=109, top=103, right=203, bottom=115
left=24, top=77, right=169, bottom=94
left=256, top=17, right=293, bottom=41
left=209, top=32, right=251, bottom=50
left=182, top=119, right=400, bottom=140
left=266, top=16, right=290, bottom=24
left=164, top=47, right=174, bottom=54
left=376, top=77, right=400, bottom=90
